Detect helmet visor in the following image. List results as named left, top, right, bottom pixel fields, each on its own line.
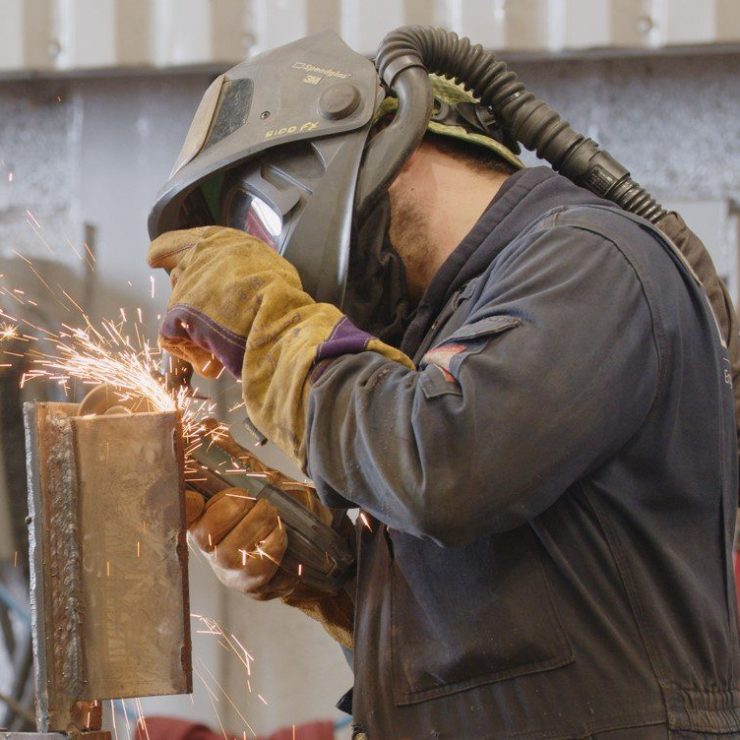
left=174, top=174, right=283, bottom=253
left=222, top=186, right=282, bottom=251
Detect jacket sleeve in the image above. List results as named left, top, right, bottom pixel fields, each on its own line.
left=305, top=225, right=661, bottom=546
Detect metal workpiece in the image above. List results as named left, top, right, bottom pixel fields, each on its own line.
left=24, top=402, right=191, bottom=733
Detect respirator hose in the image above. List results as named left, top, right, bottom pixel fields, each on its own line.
left=376, top=26, right=666, bottom=223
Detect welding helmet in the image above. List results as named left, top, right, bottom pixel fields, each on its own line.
left=148, top=31, right=521, bottom=337
left=150, top=26, right=665, bottom=337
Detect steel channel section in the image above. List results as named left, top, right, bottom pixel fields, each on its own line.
left=24, top=402, right=191, bottom=733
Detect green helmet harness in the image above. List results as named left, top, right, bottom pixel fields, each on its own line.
left=377, top=74, right=523, bottom=171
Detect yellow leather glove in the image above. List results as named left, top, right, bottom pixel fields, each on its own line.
left=147, top=226, right=414, bottom=469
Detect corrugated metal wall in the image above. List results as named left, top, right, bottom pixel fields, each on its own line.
left=2, top=0, right=740, bottom=74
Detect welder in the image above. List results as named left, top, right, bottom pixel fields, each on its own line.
left=147, top=28, right=740, bottom=738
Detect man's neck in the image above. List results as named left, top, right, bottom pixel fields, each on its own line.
left=388, top=143, right=511, bottom=302
left=418, top=163, right=509, bottom=293
left=435, top=172, right=508, bottom=260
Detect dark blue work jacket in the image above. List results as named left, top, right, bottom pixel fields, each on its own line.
left=306, top=168, right=740, bottom=738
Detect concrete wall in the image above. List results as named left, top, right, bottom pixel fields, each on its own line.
left=1, top=49, right=739, bottom=736
left=512, top=52, right=740, bottom=202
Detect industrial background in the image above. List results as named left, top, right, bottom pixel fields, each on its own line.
left=1, top=0, right=739, bottom=737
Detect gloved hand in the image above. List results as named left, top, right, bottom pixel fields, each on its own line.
left=186, top=486, right=356, bottom=647
left=147, top=226, right=414, bottom=469
left=186, top=488, right=291, bottom=598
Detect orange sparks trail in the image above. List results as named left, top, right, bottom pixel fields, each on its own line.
left=0, top=254, right=227, bottom=485
left=17, top=314, right=218, bottom=450
left=110, top=699, right=120, bottom=740
left=134, top=698, right=151, bottom=740
left=196, top=656, right=258, bottom=737
left=121, top=699, right=132, bottom=736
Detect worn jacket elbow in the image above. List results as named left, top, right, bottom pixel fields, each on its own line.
left=404, top=484, right=486, bottom=547
left=401, top=465, right=539, bottom=546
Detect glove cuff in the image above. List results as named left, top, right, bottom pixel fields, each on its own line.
left=243, top=306, right=413, bottom=469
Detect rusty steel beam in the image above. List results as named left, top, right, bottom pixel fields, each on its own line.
left=24, top=402, right=191, bottom=733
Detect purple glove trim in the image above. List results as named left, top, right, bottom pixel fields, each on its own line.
left=161, top=304, right=246, bottom=377
left=315, top=316, right=372, bottom=361
left=310, top=317, right=373, bottom=383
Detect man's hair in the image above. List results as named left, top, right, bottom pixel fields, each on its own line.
left=426, top=131, right=518, bottom=177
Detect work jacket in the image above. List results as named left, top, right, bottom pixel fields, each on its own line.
left=305, top=167, right=740, bottom=738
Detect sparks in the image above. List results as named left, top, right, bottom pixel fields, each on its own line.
left=134, top=699, right=151, bottom=740
left=225, top=491, right=257, bottom=501
left=23, top=316, right=217, bottom=462
left=0, top=322, right=18, bottom=341
left=110, top=699, right=120, bottom=740
left=25, top=209, right=41, bottom=229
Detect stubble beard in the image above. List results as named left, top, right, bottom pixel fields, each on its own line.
left=388, top=189, right=435, bottom=304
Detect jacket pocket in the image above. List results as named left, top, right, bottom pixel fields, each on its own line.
left=419, top=315, right=521, bottom=399
left=390, top=525, right=573, bottom=705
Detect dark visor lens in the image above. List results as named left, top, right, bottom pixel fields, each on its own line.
left=179, top=188, right=215, bottom=228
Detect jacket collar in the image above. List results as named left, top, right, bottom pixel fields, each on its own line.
left=400, top=166, right=609, bottom=355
